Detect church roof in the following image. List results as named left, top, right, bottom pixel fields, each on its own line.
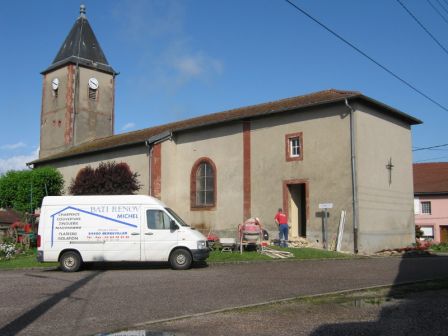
left=42, top=5, right=116, bottom=75
left=414, top=162, right=448, bottom=195
left=30, top=89, right=422, bottom=165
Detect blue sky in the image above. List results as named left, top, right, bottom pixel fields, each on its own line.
left=1, top=0, right=448, bottom=173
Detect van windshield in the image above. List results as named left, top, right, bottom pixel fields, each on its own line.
left=165, top=208, right=190, bottom=227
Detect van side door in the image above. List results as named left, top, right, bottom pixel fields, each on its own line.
left=142, top=208, right=179, bottom=261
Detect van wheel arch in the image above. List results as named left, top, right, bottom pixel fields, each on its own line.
left=169, top=247, right=192, bottom=270
left=59, top=249, right=83, bottom=272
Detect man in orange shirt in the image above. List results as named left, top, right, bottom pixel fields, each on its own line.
left=274, top=208, right=288, bottom=247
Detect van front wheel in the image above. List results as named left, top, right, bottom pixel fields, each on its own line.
left=170, top=249, right=192, bottom=270
left=60, top=251, right=82, bottom=272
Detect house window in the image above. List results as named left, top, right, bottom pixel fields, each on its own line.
left=421, top=201, right=432, bottom=215
left=285, top=132, right=303, bottom=161
left=191, top=158, right=216, bottom=209
left=420, top=226, right=434, bottom=240
left=290, top=138, right=300, bottom=157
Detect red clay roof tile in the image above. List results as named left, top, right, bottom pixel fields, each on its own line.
left=413, top=163, right=448, bottom=194
left=31, top=89, right=421, bottom=165
left=0, top=209, right=21, bottom=224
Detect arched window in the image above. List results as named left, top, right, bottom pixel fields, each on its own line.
left=191, top=158, right=216, bottom=209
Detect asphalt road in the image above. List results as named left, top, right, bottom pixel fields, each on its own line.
left=1, top=256, right=448, bottom=336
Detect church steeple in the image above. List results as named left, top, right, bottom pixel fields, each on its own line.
left=39, top=5, right=116, bottom=159
left=42, top=5, right=116, bottom=75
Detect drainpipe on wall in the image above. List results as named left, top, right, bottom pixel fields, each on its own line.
left=145, top=131, right=173, bottom=197
left=145, top=140, right=153, bottom=196
left=345, top=98, right=359, bottom=254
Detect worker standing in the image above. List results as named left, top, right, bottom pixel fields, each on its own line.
left=274, top=208, right=288, bottom=248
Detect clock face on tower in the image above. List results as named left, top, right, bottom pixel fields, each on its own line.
left=51, top=78, right=59, bottom=91
left=88, top=77, right=99, bottom=90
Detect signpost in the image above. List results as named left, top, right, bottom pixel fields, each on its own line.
left=319, top=203, right=333, bottom=250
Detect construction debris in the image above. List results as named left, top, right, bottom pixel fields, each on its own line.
left=261, top=247, right=293, bottom=259
left=287, top=237, right=319, bottom=248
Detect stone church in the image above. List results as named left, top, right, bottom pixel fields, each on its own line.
left=31, top=6, right=422, bottom=253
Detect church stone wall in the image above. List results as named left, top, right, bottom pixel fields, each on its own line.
left=40, top=66, right=115, bottom=159
left=354, top=102, right=415, bottom=253
left=40, top=66, right=75, bottom=158
left=40, top=146, right=150, bottom=195
left=158, top=103, right=357, bottom=249
left=75, top=68, right=114, bottom=145
left=250, top=104, right=354, bottom=250
left=160, top=123, right=244, bottom=236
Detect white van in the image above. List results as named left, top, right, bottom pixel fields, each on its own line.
left=37, top=195, right=209, bottom=271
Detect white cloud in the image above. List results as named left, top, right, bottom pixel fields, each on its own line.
left=120, top=122, right=136, bottom=132
left=0, top=148, right=39, bottom=175
left=1, top=142, right=26, bottom=150
left=114, top=1, right=223, bottom=93
left=175, top=56, right=203, bottom=77
left=115, top=0, right=185, bottom=41
left=172, top=53, right=223, bottom=83
left=156, top=42, right=224, bottom=90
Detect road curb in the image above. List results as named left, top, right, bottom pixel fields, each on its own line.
left=125, top=277, right=448, bottom=331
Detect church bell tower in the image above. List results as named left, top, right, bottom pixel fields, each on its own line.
left=39, top=5, right=117, bottom=158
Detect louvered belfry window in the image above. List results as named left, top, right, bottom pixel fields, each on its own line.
left=89, top=87, right=98, bottom=100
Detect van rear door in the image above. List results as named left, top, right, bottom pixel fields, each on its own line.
left=141, top=208, right=178, bottom=261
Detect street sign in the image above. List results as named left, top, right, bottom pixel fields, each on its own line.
left=319, top=203, right=333, bottom=209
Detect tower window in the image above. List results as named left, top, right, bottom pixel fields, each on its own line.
left=89, top=87, right=98, bottom=100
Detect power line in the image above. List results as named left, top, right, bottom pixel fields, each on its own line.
left=415, top=155, right=448, bottom=162
left=413, top=143, right=448, bottom=151
left=396, top=0, right=448, bottom=57
left=436, top=0, right=448, bottom=15
left=284, top=0, right=448, bottom=113
left=427, top=0, right=448, bottom=25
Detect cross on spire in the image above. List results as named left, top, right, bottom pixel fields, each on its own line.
left=80, top=4, right=86, bottom=18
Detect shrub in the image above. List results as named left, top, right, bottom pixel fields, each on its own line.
left=69, top=161, right=142, bottom=195
left=430, top=243, right=448, bottom=252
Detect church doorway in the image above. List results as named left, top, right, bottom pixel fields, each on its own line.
left=284, top=180, right=308, bottom=239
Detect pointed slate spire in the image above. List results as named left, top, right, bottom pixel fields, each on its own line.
left=42, top=5, right=116, bottom=75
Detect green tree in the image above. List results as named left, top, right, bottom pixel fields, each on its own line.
left=69, top=162, right=141, bottom=195
left=0, top=167, right=64, bottom=212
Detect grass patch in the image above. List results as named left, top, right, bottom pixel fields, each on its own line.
left=280, top=247, right=352, bottom=259
left=0, top=248, right=58, bottom=270
left=1, top=246, right=352, bottom=270
left=208, top=246, right=353, bottom=262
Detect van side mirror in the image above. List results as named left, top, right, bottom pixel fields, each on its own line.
left=170, top=220, right=178, bottom=231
